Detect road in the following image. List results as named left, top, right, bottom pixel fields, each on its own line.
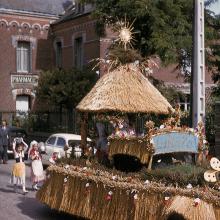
left=0, top=160, right=84, bottom=220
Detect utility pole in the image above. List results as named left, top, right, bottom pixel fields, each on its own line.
left=192, top=0, right=205, bottom=128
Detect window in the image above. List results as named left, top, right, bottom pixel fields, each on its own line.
left=56, top=137, right=66, bottom=148
left=47, top=137, right=56, bottom=145
left=179, top=94, right=190, bottom=112
left=74, top=37, right=83, bottom=69
left=17, top=41, right=31, bottom=73
left=16, top=95, right=30, bottom=112
left=55, top=41, right=62, bottom=68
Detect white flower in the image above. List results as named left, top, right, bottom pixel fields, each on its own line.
left=134, top=60, right=139, bottom=65
left=186, top=183, right=193, bottom=189
left=134, top=194, right=138, bottom=200
left=160, top=125, right=165, bottom=129
left=64, top=177, right=68, bottom=183
left=112, top=176, right=117, bottom=181
left=144, top=180, right=150, bottom=185
left=86, top=183, right=90, bottom=188
left=108, top=191, right=113, bottom=195
left=64, top=165, right=70, bottom=169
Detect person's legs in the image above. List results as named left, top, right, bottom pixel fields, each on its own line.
left=0, top=145, right=3, bottom=163
left=22, top=178, right=28, bottom=193
left=3, top=145, right=8, bottom=163
left=32, top=182, right=39, bottom=190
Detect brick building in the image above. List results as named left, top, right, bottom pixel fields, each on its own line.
left=0, top=0, right=73, bottom=122
left=49, top=2, right=115, bottom=75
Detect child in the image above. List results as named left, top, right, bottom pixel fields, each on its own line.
left=49, top=149, right=61, bottom=164
left=11, top=138, right=28, bottom=194
left=29, top=141, right=44, bottom=190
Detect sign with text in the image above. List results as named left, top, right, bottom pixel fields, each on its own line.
left=152, top=131, right=199, bottom=155
left=11, top=75, right=38, bottom=86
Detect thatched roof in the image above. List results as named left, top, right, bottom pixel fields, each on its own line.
left=77, top=64, right=172, bottom=114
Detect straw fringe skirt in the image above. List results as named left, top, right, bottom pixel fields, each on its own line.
left=11, top=162, right=25, bottom=185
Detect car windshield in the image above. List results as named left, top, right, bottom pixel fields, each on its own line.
left=47, top=136, right=56, bottom=145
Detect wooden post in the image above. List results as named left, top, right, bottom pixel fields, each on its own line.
left=80, top=112, right=88, bottom=155
left=147, top=155, right=153, bottom=170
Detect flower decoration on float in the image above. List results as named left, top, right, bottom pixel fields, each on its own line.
left=164, top=192, right=172, bottom=206
left=106, top=191, right=113, bottom=201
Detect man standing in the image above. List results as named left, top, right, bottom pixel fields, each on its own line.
left=0, top=120, right=9, bottom=164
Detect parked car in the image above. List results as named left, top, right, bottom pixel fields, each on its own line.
left=40, top=133, right=91, bottom=165
left=7, top=126, right=28, bottom=158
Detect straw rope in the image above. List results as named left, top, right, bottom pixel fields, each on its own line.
left=37, top=165, right=220, bottom=220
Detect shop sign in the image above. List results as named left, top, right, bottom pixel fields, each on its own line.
left=11, top=75, right=38, bottom=86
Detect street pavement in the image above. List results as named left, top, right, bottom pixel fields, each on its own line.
left=0, top=160, right=84, bottom=220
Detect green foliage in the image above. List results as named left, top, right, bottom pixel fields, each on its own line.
left=143, top=164, right=206, bottom=187
left=37, top=68, right=98, bottom=110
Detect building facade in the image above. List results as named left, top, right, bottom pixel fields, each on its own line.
left=49, top=2, right=115, bottom=76
left=0, top=0, right=72, bottom=122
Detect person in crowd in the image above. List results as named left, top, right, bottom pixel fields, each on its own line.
left=96, top=121, right=109, bottom=165
left=11, top=138, right=28, bottom=194
left=0, top=120, right=9, bottom=164
left=28, top=141, right=45, bottom=190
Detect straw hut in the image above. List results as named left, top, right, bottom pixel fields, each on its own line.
left=76, top=64, right=172, bottom=150
left=77, top=64, right=172, bottom=114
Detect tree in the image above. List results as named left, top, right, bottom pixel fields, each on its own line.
left=36, top=68, right=98, bottom=131
left=82, top=0, right=220, bottom=74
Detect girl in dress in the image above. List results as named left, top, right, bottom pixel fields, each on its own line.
left=28, top=140, right=44, bottom=190
left=11, top=138, right=28, bottom=194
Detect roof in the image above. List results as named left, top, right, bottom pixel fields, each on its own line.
left=0, top=0, right=73, bottom=16
left=76, top=64, right=173, bottom=114
left=153, top=63, right=214, bottom=85
left=49, top=133, right=91, bottom=141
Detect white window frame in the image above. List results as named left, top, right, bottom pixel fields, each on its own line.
left=16, top=41, right=31, bottom=73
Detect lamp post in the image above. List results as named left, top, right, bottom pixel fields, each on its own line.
left=192, top=0, right=205, bottom=128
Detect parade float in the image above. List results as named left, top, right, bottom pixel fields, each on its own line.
left=36, top=62, right=220, bottom=220
left=36, top=22, right=220, bottom=220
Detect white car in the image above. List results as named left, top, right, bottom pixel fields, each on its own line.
left=41, top=133, right=91, bottom=165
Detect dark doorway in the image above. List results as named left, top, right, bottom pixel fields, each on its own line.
left=113, top=154, right=143, bottom=172
left=167, top=213, right=186, bottom=220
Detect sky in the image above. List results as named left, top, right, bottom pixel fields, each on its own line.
left=208, top=1, right=220, bottom=14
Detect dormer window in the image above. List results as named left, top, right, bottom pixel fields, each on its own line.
left=76, top=2, right=84, bottom=14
